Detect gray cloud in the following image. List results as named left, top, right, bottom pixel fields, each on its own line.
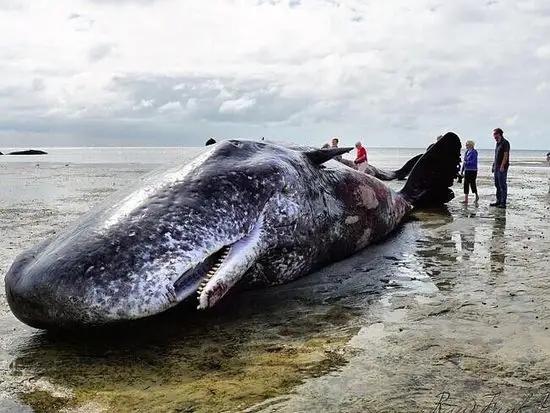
left=110, top=74, right=317, bottom=124
left=88, top=43, right=115, bottom=62
left=31, top=78, right=45, bottom=92
left=1, top=0, right=550, bottom=149
left=68, top=13, right=95, bottom=31
left=0, top=0, right=25, bottom=11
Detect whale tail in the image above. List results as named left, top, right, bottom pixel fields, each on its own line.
left=393, top=153, right=423, bottom=180
left=399, top=132, right=461, bottom=207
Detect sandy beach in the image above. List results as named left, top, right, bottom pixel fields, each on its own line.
left=1, top=150, right=549, bottom=413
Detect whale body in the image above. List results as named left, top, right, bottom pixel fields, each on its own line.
left=5, top=133, right=461, bottom=329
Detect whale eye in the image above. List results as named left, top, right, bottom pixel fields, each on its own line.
left=282, top=184, right=290, bottom=194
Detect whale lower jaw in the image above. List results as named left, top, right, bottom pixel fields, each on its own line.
left=171, top=215, right=266, bottom=310
left=197, top=214, right=265, bottom=309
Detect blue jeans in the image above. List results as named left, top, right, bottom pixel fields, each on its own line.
left=494, top=169, right=508, bottom=205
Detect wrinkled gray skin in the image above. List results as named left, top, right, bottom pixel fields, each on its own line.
left=5, top=140, right=410, bottom=329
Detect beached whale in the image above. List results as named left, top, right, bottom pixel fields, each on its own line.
left=5, top=133, right=461, bottom=329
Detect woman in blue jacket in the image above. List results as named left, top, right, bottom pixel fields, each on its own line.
left=461, top=140, right=479, bottom=204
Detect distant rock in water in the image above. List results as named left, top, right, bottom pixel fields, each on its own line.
left=8, top=149, right=48, bottom=155
left=205, top=138, right=217, bottom=146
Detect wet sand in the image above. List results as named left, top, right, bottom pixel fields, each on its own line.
left=1, top=159, right=549, bottom=412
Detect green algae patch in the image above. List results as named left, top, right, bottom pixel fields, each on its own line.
left=18, top=390, right=76, bottom=413
left=12, top=302, right=360, bottom=413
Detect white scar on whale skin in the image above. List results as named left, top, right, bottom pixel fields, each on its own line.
left=345, top=216, right=360, bottom=225
left=357, top=186, right=379, bottom=209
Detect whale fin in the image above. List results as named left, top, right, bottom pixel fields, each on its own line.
left=393, top=153, right=423, bottom=180
left=399, top=132, right=461, bottom=207
left=304, top=147, right=354, bottom=165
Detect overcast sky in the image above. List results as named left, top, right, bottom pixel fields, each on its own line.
left=1, top=0, right=550, bottom=149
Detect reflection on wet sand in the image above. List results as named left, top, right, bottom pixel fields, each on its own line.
left=489, top=212, right=507, bottom=274
left=458, top=222, right=476, bottom=257
left=8, top=282, right=361, bottom=412
left=413, top=207, right=457, bottom=292
left=6, top=235, right=417, bottom=413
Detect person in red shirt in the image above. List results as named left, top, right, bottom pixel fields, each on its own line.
left=354, top=141, right=368, bottom=172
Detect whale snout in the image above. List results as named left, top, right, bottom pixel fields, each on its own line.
left=5, top=257, right=97, bottom=329
left=6, top=271, right=52, bottom=329
left=5, top=263, right=68, bottom=329
left=4, top=251, right=170, bottom=329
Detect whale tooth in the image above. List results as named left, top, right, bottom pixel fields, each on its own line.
left=196, top=246, right=230, bottom=302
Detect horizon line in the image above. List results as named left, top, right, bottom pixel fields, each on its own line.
left=1, top=145, right=549, bottom=152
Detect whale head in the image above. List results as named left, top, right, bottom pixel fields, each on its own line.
left=5, top=140, right=351, bottom=328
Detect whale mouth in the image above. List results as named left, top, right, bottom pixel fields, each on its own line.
left=172, top=245, right=232, bottom=302
left=195, top=246, right=231, bottom=299
left=172, top=214, right=265, bottom=309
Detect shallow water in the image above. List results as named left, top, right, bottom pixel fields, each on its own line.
left=0, top=149, right=549, bottom=412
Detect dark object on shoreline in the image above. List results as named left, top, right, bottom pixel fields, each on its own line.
left=0, top=151, right=3, bottom=155
left=205, top=138, right=216, bottom=146
left=8, top=149, right=48, bottom=155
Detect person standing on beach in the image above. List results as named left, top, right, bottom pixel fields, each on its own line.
left=546, top=151, right=550, bottom=194
left=330, top=137, right=344, bottom=161
left=354, top=141, right=368, bottom=172
left=490, top=128, right=510, bottom=209
left=461, top=140, right=479, bottom=204
left=321, top=137, right=339, bottom=150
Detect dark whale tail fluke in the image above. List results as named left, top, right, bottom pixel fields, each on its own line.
left=399, top=132, right=461, bottom=207
left=393, top=153, right=423, bottom=180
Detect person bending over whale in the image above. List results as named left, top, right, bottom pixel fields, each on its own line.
left=354, top=141, right=368, bottom=172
